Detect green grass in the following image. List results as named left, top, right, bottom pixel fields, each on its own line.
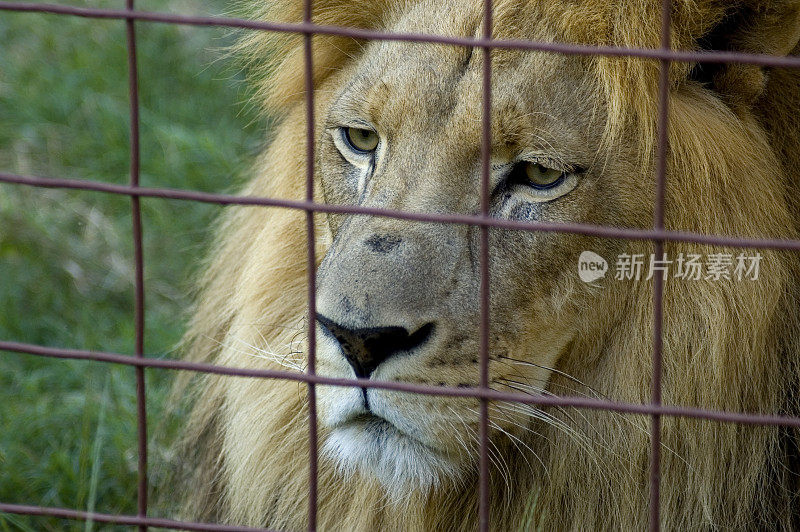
left=0, top=1, right=264, bottom=528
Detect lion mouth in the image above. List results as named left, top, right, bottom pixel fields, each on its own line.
left=351, top=413, right=403, bottom=438
left=336, top=412, right=420, bottom=444
left=330, top=411, right=450, bottom=458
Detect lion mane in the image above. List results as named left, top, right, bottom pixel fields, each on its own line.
left=173, top=0, right=800, bottom=529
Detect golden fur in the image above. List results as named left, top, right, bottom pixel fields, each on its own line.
left=174, top=0, right=800, bottom=529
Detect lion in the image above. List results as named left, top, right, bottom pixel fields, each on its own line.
left=172, top=0, right=800, bottom=529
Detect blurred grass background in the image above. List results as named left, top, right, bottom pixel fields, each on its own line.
left=0, top=0, right=265, bottom=529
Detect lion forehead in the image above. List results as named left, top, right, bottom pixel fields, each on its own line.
left=337, top=35, right=600, bottom=163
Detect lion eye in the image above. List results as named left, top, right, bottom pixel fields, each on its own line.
left=524, top=162, right=566, bottom=189
left=344, top=127, right=379, bottom=153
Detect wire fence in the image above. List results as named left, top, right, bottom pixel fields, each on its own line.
left=1, top=0, right=800, bottom=531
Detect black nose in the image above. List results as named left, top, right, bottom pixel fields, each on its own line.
left=317, top=315, right=434, bottom=378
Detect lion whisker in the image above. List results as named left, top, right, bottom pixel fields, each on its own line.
left=450, top=406, right=513, bottom=491
left=217, top=335, right=307, bottom=372
left=467, top=406, right=544, bottom=478
left=496, top=377, right=600, bottom=438
left=491, top=381, right=597, bottom=459
left=496, top=354, right=601, bottom=396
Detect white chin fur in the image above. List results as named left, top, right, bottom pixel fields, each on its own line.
left=322, top=418, right=462, bottom=501
left=316, top=334, right=464, bottom=499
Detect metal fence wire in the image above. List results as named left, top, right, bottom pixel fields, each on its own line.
left=2, top=0, right=800, bottom=531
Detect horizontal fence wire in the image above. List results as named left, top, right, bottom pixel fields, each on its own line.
left=2, top=1, right=800, bottom=68
left=0, top=503, right=276, bottom=532
left=1, top=0, right=800, bottom=530
left=4, top=172, right=800, bottom=251
left=3, top=339, right=800, bottom=429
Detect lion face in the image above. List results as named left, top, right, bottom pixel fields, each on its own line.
left=180, top=0, right=800, bottom=527
left=313, top=2, right=642, bottom=491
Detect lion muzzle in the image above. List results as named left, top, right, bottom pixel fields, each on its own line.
left=316, top=219, right=475, bottom=379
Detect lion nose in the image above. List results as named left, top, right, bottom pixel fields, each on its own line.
left=317, top=315, right=435, bottom=378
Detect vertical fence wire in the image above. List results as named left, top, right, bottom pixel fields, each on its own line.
left=478, top=0, right=493, bottom=530
left=649, top=0, right=672, bottom=530
left=303, top=0, right=319, bottom=529
left=125, top=0, right=148, bottom=530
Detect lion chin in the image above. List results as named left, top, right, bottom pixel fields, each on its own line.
left=172, top=0, right=800, bottom=530
left=317, top=335, right=466, bottom=496
left=322, top=416, right=461, bottom=496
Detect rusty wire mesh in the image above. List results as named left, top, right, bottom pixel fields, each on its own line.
left=2, top=0, right=800, bottom=531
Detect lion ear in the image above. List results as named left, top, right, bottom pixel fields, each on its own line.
left=690, top=0, right=800, bottom=108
